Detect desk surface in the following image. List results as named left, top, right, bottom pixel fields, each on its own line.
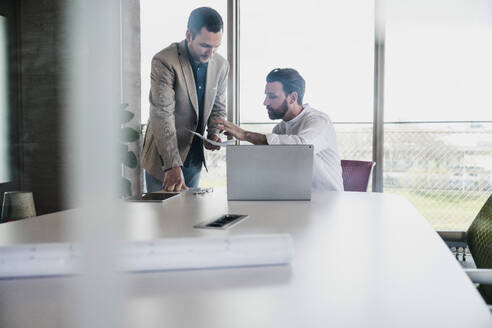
left=0, top=191, right=491, bottom=327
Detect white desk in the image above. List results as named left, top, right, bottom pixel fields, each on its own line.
left=0, top=190, right=491, bottom=327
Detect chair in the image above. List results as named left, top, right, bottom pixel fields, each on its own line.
left=1, top=191, right=37, bottom=223
left=340, top=160, right=375, bottom=192
left=438, top=193, right=492, bottom=306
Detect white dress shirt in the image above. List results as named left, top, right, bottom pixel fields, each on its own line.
left=265, top=104, right=343, bottom=191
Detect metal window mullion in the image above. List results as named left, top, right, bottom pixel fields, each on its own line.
left=227, top=0, right=239, bottom=126
left=372, top=2, right=385, bottom=192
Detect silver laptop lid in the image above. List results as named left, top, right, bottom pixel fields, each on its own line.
left=226, top=145, right=314, bottom=201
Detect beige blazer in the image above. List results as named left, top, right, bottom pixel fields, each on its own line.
left=141, top=40, right=229, bottom=181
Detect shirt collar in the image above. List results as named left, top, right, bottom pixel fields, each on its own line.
left=185, top=40, right=208, bottom=70
left=285, top=104, right=310, bottom=125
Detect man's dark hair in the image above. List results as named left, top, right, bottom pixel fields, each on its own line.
left=187, top=7, right=223, bottom=38
left=266, top=68, right=306, bottom=105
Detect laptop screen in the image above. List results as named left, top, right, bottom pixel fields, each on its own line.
left=226, top=145, right=314, bottom=201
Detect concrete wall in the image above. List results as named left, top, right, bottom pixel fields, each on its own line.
left=19, top=0, right=65, bottom=214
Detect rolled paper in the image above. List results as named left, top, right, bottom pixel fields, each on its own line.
left=0, top=234, right=294, bottom=278
left=0, top=243, right=79, bottom=278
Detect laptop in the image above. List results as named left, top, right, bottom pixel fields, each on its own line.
left=226, top=145, right=314, bottom=201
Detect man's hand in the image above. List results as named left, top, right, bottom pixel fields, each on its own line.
left=213, top=119, right=246, bottom=140
left=213, top=118, right=268, bottom=145
left=162, top=166, right=188, bottom=192
left=204, top=133, right=221, bottom=151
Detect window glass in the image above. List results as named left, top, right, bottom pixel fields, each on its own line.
left=239, top=0, right=375, bottom=169
left=0, top=16, right=10, bottom=183
left=385, top=0, right=492, bottom=122
left=240, top=0, right=374, bottom=124
left=383, top=0, right=492, bottom=230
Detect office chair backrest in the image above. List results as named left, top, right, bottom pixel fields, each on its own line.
left=467, top=193, right=492, bottom=268
left=340, top=160, right=375, bottom=192
left=467, top=193, right=492, bottom=303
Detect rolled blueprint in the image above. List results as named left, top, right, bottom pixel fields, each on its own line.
left=0, top=243, right=79, bottom=278
left=0, top=234, right=294, bottom=278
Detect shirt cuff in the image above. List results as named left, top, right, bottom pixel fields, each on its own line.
left=266, top=133, right=280, bottom=145
left=163, top=166, right=181, bottom=172
left=207, top=128, right=219, bottom=137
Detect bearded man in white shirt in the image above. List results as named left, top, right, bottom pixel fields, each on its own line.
left=215, top=68, right=343, bottom=191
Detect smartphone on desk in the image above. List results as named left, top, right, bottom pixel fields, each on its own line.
left=194, top=214, right=248, bottom=230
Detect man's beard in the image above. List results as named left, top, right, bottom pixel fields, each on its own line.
left=267, top=100, right=288, bottom=120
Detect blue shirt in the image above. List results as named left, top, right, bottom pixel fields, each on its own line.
left=184, top=42, right=208, bottom=166
left=189, top=59, right=208, bottom=135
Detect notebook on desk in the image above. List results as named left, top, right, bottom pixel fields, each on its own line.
left=226, top=145, right=313, bottom=201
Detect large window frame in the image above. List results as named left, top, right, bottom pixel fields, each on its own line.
left=227, top=0, right=492, bottom=198
left=137, top=0, right=491, bottom=229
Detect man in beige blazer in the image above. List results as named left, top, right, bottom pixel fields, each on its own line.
left=141, top=7, right=228, bottom=192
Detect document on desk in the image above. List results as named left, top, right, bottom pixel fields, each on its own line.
left=0, top=234, right=294, bottom=278
left=186, top=129, right=236, bottom=147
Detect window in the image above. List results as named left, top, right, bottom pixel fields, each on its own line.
left=139, top=1, right=492, bottom=231
left=239, top=0, right=375, bottom=169
left=0, top=1, right=19, bottom=200
left=0, top=16, right=9, bottom=184
left=383, top=0, right=492, bottom=229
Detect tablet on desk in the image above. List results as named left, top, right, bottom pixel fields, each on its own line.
left=125, top=192, right=180, bottom=202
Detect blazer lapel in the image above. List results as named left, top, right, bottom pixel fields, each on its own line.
left=203, top=55, right=218, bottom=127
left=177, top=41, right=199, bottom=117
